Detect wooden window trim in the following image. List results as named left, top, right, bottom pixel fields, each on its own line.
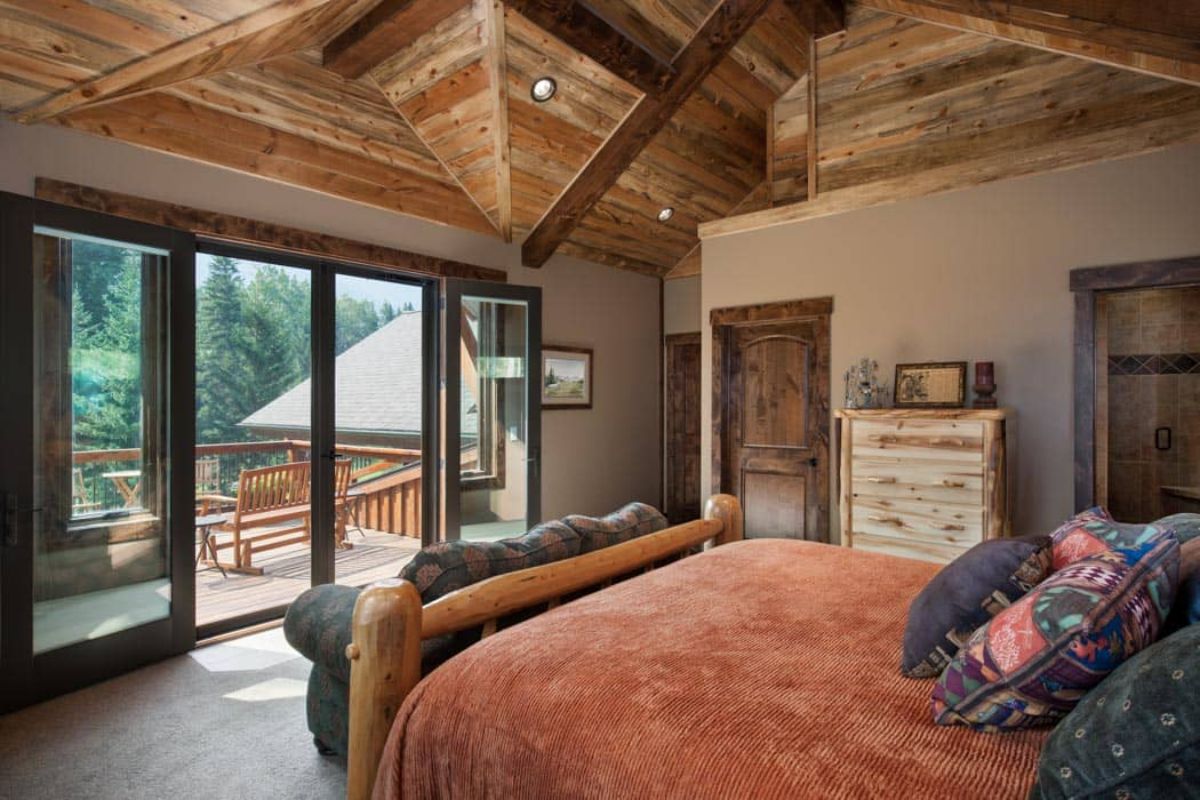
left=33, top=178, right=507, bottom=285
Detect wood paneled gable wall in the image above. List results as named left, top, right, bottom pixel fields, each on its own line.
left=3, top=1, right=1199, bottom=278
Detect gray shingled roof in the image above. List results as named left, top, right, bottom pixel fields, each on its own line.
left=241, top=312, right=476, bottom=437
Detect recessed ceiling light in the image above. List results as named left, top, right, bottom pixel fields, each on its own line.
left=657, top=207, right=675, bottom=223
left=531, top=77, right=557, bottom=103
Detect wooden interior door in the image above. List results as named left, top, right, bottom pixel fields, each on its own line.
left=664, top=333, right=702, bottom=524
left=714, top=299, right=831, bottom=540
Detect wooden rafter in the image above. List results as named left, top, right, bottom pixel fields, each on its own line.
left=15, top=0, right=359, bottom=124
left=520, top=0, right=844, bottom=268
left=322, top=0, right=467, bottom=79
left=503, top=0, right=677, bottom=96
left=487, top=0, right=514, bottom=241
left=862, top=0, right=1200, bottom=87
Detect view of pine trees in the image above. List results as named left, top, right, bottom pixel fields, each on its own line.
left=71, top=249, right=411, bottom=452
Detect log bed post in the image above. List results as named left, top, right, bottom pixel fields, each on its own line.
left=345, top=495, right=742, bottom=800
left=704, top=493, right=744, bottom=547
left=345, top=578, right=422, bottom=800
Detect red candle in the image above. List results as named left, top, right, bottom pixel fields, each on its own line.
left=975, top=362, right=994, bottom=386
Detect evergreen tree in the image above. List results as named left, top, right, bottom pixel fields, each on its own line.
left=380, top=301, right=397, bottom=322
left=196, top=256, right=250, bottom=444
left=336, top=295, right=381, bottom=354
left=76, top=255, right=144, bottom=449
left=242, top=276, right=300, bottom=412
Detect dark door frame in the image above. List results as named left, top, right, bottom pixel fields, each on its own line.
left=193, top=240, right=441, bottom=640
left=0, top=192, right=195, bottom=711
left=1071, top=254, right=1200, bottom=512
left=710, top=297, right=833, bottom=537
left=442, top=279, right=542, bottom=540
left=664, top=332, right=702, bottom=525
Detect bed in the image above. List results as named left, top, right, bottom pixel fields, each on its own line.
left=347, top=496, right=1047, bottom=799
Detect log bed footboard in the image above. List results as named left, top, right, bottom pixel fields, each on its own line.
left=344, top=494, right=744, bottom=800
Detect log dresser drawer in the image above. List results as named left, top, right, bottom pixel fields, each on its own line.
left=835, top=409, right=1012, bottom=564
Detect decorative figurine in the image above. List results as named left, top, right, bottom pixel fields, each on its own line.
left=844, top=358, right=889, bottom=409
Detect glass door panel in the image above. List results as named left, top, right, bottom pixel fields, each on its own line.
left=32, top=229, right=171, bottom=653
left=444, top=281, right=541, bottom=542
left=2, top=195, right=194, bottom=713
left=194, top=250, right=312, bottom=633
left=331, top=272, right=430, bottom=584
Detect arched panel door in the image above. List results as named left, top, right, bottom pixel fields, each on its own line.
left=716, top=304, right=830, bottom=541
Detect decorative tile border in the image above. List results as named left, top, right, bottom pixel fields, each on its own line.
left=1108, top=353, right=1200, bottom=375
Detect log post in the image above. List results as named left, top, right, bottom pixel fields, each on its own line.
left=704, top=494, right=744, bottom=547
left=345, top=578, right=423, bottom=800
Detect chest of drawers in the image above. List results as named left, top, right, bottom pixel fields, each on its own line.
left=834, top=409, right=1012, bottom=564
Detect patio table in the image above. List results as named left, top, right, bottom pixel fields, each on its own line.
left=101, top=469, right=142, bottom=508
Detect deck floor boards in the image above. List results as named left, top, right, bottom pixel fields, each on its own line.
left=196, top=529, right=421, bottom=628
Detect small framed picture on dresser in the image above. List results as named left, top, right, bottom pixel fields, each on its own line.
left=894, top=362, right=967, bottom=408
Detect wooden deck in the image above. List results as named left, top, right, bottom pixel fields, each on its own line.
left=196, top=528, right=421, bottom=628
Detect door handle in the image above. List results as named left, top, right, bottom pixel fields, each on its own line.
left=2, top=494, right=41, bottom=547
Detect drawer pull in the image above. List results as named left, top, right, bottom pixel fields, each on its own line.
left=867, top=477, right=897, bottom=484
left=941, top=480, right=966, bottom=488
left=868, top=515, right=903, bottom=526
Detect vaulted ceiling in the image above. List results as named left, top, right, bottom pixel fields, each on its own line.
left=2, top=1, right=1198, bottom=277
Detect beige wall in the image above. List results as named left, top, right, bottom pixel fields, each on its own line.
left=664, top=275, right=701, bottom=334
left=702, top=144, right=1200, bottom=539
left=0, top=118, right=661, bottom=521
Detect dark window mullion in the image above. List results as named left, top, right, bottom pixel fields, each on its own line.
left=311, top=262, right=336, bottom=586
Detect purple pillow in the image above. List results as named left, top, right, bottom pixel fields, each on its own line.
left=901, top=536, right=1053, bottom=678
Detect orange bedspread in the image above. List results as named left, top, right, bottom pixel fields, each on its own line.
left=375, top=539, right=1049, bottom=799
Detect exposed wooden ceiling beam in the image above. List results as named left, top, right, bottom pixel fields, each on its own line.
left=322, top=0, right=467, bottom=79
left=863, top=0, right=1200, bottom=87
left=16, top=0, right=345, bottom=124
left=783, top=0, right=847, bottom=38
left=504, top=0, right=677, bottom=96
left=521, top=0, right=845, bottom=268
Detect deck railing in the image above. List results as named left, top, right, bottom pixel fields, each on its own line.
left=72, top=439, right=423, bottom=537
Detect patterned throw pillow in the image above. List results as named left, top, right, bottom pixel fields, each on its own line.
left=932, top=521, right=1180, bottom=731
left=398, top=520, right=581, bottom=602
left=1156, top=513, right=1200, bottom=545
left=902, top=536, right=1054, bottom=678
left=562, top=502, right=668, bottom=554
left=1048, top=506, right=1115, bottom=570
left=1030, top=624, right=1200, bottom=800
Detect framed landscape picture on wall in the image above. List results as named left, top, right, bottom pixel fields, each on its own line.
left=542, top=346, right=593, bottom=409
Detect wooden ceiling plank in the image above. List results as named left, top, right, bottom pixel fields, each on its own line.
left=486, top=0, right=514, bottom=241
left=53, top=91, right=498, bottom=234
left=863, top=0, right=1200, bottom=87
left=322, top=0, right=467, bottom=79
left=15, top=0, right=346, bottom=124
left=521, top=0, right=843, bottom=268
left=503, top=0, right=676, bottom=96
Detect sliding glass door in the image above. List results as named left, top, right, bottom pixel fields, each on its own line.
left=193, top=246, right=437, bottom=638
left=443, top=280, right=542, bottom=541
left=0, top=194, right=195, bottom=711
left=0, top=193, right=541, bottom=707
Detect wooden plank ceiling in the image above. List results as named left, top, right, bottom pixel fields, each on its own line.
left=2, top=0, right=1198, bottom=277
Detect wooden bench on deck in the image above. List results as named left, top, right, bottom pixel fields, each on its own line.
left=200, top=459, right=351, bottom=575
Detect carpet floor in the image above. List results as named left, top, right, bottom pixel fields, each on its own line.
left=0, top=627, right=343, bottom=800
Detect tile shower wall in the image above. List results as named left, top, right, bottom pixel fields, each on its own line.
left=1105, top=286, right=1200, bottom=522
